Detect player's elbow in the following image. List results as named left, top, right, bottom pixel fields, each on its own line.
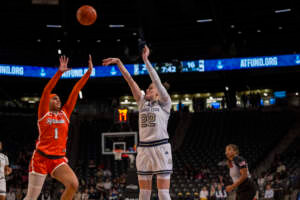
left=239, top=169, right=248, bottom=180
left=241, top=173, right=248, bottom=181
left=43, top=83, right=53, bottom=93
left=134, top=94, right=142, bottom=103
left=160, top=96, right=171, bottom=104
left=5, top=167, right=12, bottom=175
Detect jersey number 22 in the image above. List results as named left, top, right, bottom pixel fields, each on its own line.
left=141, top=113, right=156, bottom=127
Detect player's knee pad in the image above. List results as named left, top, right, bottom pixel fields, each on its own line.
left=139, top=189, right=151, bottom=200
left=158, top=189, right=171, bottom=200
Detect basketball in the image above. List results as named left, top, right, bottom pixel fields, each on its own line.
left=76, top=5, right=97, bottom=26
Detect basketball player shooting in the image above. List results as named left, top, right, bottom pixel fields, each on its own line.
left=23, top=55, right=93, bottom=200
left=103, top=45, right=173, bottom=200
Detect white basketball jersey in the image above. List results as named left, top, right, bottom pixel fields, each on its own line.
left=0, top=153, right=9, bottom=179
left=138, top=91, right=171, bottom=142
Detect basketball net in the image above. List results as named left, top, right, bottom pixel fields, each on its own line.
left=113, top=149, right=123, bottom=160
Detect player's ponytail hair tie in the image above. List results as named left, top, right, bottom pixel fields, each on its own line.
left=49, top=94, right=58, bottom=99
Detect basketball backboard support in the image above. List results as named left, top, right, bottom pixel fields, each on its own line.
left=102, top=132, right=137, bottom=155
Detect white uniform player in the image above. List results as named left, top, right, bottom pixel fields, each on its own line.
left=0, top=154, right=9, bottom=195
left=136, top=89, right=172, bottom=175
left=0, top=141, right=12, bottom=200
left=103, top=45, right=172, bottom=200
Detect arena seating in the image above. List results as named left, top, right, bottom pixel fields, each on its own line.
left=0, top=108, right=298, bottom=199
left=167, top=110, right=296, bottom=199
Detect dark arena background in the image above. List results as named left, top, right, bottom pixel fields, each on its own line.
left=1, top=0, right=300, bottom=200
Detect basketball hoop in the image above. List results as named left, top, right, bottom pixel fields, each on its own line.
left=113, top=149, right=123, bottom=160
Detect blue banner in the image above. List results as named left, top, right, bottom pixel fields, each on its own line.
left=0, top=64, right=136, bottom=79
left=1, top=54, right=300, bottom=78
left=181, top=54, right=300, bottom=72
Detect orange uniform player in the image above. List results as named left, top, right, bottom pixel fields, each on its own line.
left=24, top=55, right=93, bottom=200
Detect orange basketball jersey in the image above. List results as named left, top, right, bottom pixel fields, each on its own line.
left=35, top=69, right=91, bottom=156
left=36, top=110, right=69, bottom=156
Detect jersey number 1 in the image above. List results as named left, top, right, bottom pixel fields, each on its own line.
left=54, top=128, right=59, bottom=139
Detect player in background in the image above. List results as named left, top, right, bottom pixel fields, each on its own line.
left=23, top=55, right=93, bottom=200
left=103, top=45, right=172, bottom=200
left=225, top=144, right=257, bottom=200
left=0, top=141, right=12, bottom=200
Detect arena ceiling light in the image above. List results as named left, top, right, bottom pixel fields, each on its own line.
left=46, top=24, right=62, bottom=28
left=120, top=99, right=130, bottom=105
left=274, top=8, right=291, bottom=13
left=21, top=97, right=40, bottom=103
left=32, top=0, right=59, bottom=5
left=109, top=24, right=125, bottom=28
left=196, top=19, right=213, bottom=23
